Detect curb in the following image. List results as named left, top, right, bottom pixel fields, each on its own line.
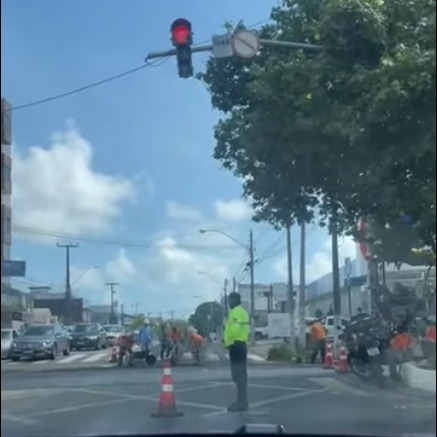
left=400, top=362, right=436, bottom=394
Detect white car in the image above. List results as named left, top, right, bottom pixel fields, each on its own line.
left=1, top=329, right=20, bottom=359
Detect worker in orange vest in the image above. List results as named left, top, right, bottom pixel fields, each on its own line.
left=310, top=319, right=327, bottom=364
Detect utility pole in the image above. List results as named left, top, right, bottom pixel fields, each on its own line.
left=233, top=276, right=237, bottom=293
left=57, top=243, right=79, bottom=325
left=286, top=224, right=296, bottom=352
left=249, top=229, right=256, bottom=346
left=105, top=282, right=118, bottom=325
left=331, top=215, right=342, bottom=344
left=223, top=278, right=229, bottom=316
left=345, top=257, right=353, bottom=318
left=298, top=223, right=306, bottom=348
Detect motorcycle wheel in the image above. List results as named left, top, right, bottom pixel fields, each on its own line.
left=348, top=352, right=372, bottom=380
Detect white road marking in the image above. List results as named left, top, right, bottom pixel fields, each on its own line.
left=57, top=354, right=86, bottom=364
left=310, top=377, right=372, bottom=397
left=32, top=360, right=49, bottom=365
left=1, top=361, right=20, bottom=367
left=206, top=353, right=220, bottom=361
left=82, top=352, right=107, bottom=363
left=203, top=388, right=327, bottom=417
left=247, top=353, right=266, bottom=362
left=249, top=383, right=310, bottom=392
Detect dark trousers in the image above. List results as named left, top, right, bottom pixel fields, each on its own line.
left=311, top=339, right=326, bottom=364
left=229, top=342, right=248, bottom=405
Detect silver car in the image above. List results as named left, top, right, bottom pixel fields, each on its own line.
left=1, top=329, right=20, bottom=359
left=11, top=324, right=70, bottom=361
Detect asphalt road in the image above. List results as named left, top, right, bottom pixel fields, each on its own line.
left=1, top=363, right=435, bottom=436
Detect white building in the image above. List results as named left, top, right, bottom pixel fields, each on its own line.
left=237, top=282, right=299, bottom=314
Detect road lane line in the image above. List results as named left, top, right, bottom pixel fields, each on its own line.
left=202, top=388, right=327, bottom=417
left=82, top=352, right=107, bottom=363
left=249, top=383, right=311, bottom=392
left=23, top=383, right=230, bottom=419
left=25, top=398, right=136, bottom=418
left=74, top=381, right=228, bottom=400
left=57, top=354, right=86, bottom=364
left=309, top=377, right=372, bottom=397
left=250, top=388, right=327, bottom=408
left=31, top=360, right=50, bottom=365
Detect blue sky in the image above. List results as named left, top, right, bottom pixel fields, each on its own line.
left=1, top=0, right=357, bottom=318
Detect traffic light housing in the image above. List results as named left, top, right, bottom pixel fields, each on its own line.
left=170, top=19, right=193, bottom=78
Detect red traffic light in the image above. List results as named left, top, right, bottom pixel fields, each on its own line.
left=171, top=18, right=192, bottom=46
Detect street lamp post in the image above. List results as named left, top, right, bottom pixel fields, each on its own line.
left=199, top=228, right=256, bottom=345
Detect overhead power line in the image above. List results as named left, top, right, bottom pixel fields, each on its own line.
left=9, top=60, right=166, bottom=112
left=13, top=225, right=236, bottom=250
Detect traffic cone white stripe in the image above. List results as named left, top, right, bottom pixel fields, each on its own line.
left=163, top=368, right=171, bottom=375
left=162, top=384, right=174, bottom=392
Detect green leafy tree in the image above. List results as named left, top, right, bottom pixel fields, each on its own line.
left=189, top=302, right=224, bottom=337
left=199, top=0, right=436, bottom=259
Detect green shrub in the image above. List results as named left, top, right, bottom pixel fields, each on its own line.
left=267, top=344, right=311, bottom=363
left=267, top=344, right=294, bottom=362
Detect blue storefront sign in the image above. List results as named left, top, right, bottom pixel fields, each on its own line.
left=1, top=260, right=26, bottom=277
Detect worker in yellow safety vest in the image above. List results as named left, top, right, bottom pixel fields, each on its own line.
left=224, top=292, right=250, bottom=412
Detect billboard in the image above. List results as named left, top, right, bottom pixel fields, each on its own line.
left=1, top=260, right=26, bottom=277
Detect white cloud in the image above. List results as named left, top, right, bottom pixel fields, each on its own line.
left=214, top=199, right=252, bottom=223
left=105, top=249, right=137, bottom=282
left=72, top=230, right=242, bottom=315
left=13, top=125, right=136, bottom=238
left=166, top=201, right=202, bottom=222
left=272, top=234, right=358, bottom=284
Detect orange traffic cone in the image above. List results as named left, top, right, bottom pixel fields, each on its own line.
left=323, top=342, right=334, bottom=369
left=151, top=360, right=183, bottom=417
left=336, top=346, right=349, bottom=373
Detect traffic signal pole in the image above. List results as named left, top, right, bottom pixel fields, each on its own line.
left=146, top=44, right=212, bottom=61
left=145, top=35, right=323, bottom=62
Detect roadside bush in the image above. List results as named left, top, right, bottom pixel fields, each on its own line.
left=267, top=344, right=311, bottom=364
left=267, top=344, right=293, bottom=362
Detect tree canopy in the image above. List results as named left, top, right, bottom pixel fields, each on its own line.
left=188, top=301, right=224, bottom=337
left=198, top=0, right=436, bottom=261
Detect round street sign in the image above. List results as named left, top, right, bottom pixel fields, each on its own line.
left=232, top=30, right=260, bottom=59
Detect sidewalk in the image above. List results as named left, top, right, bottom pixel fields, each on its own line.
left=400, top=362, right=436, bottom=394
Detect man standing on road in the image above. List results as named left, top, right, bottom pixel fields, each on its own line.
left=310, top=319, right=327, bottom=364
left=139, top=321, right=153, bottom=353
left=224, top=292, right=250, bottom=412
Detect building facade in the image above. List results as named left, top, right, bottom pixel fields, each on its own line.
left=1, top=98, right=12, bottom=266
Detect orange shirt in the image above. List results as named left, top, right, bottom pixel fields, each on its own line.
left=189, top=332, right=204, bottom=348
left=310, top=323, right=326, bottom=341
left=425, top=326, right=436, bottom=342
left=391, top=332, right=411, bottom=351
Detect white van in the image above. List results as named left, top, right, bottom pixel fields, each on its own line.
left=322, top=316, right=349, bottom=341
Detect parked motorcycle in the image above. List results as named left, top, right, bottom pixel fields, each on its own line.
left=342, top=314, right=393, bottom=386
